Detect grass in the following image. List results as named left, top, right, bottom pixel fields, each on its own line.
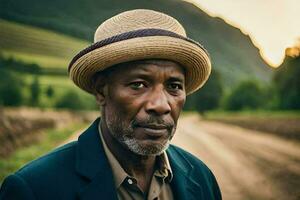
left=0, top=123, right=87, bottom=183
left=1, top=50, right=70, bottom=69
left=0, top=19, right=97, bottom=109
left=22, top=73, right=74, bottom=107
left=4, top=73, right=97, bottom=109
left=0, top=19, right=89, bottom=68
left=19, top=72, right=97, bottom=108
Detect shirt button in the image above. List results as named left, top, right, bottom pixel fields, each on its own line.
left=127, top=178, right=133, bottom=185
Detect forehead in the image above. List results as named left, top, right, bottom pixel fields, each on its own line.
left=108, top=59, right=185, bottom=79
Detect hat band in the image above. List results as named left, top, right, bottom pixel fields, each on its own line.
left=68, top=28, right=208, bottom=71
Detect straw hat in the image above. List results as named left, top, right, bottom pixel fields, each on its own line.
left=68, top=9, right=211, bottom=95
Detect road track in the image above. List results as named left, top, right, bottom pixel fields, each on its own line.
left=173, top=115, right=300, bottom=200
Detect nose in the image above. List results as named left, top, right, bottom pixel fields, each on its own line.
left=145, top=87, right=171, bottom=116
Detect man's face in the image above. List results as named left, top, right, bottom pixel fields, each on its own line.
left=97, top=60, right=186, bottom=156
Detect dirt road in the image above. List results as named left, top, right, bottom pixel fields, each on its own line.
left=172, top=115, right=300, bottom=200
left=64, top=114, right=300, bottom=199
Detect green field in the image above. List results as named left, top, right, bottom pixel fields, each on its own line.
left=0, top=123, right=87, bottom=183
left=21, top=73, right=96, bottom=108
left=23, top=74, right=72, bottom=106
left=0, top=19, right=90, bottom=69
left=0, top=19, right=97, bottom=109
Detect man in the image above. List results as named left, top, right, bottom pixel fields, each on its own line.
left=0, top=9, right=221, bottom=200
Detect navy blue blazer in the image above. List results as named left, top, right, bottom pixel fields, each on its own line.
left=0, top=118, right=222, bottom=200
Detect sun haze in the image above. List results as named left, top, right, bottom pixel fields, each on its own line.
left=186, top=0, right=300, bottom=67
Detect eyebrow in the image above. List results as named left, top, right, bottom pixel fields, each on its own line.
left=168, top=77, right=185, bottom=83
left=125, top=72, right=184, bottom=83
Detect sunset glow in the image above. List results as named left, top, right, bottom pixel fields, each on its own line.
left=186, top=0, right=300, bottom=67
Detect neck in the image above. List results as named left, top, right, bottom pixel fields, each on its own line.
left=100, top=118, right=156, bottom=191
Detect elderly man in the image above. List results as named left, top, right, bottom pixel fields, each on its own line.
left=0, top=9, right=221, bottom=200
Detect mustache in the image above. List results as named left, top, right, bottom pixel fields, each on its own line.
left=131, top=116, right=174, bottom=130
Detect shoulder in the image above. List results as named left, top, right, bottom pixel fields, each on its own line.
left=17, top=141, right=77, bottom=178
left=0, top=174, right=36, bottom=199
left=167, top=145, right=222, bottom=199
left=0, top=142, right=78, bottom=200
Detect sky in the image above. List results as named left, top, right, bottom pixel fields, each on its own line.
left=185, top=0, right=300, bottom=67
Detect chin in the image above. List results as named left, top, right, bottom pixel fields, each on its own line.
left=123, top=138, right=170, bottom=156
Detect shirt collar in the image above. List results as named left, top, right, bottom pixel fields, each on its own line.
left=98, top=121, right=173, bottom=188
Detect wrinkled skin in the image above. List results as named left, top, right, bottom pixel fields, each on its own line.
left=95, top=59, right=186, bottom=156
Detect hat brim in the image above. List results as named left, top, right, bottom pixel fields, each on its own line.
left=69, top=35, right=211, bottom=95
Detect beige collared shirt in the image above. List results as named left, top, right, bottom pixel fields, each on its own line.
left=98, top=123, right=174, bottom=200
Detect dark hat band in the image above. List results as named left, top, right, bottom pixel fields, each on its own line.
left=68, top=28, right=208, bottom=71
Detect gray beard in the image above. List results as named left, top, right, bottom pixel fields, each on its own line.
left=119, top=136, right=170, bottom=156
left=105, top=114, right=174, bottom=156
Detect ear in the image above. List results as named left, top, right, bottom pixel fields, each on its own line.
left=94, top=77, right=107, bottom=106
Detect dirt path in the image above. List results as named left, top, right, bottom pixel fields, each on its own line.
left=63, top=114, right=300, bottom=200
left=172, top=115, right=300, bottom=200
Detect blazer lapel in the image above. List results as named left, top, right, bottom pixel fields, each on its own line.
left=167, top=147, right=204, bottom=200
left=75, top=118, right=118, bottom=200
left=74, top=119, right=204, bottom=200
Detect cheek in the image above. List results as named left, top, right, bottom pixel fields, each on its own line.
left=105, top=89, right=141, bottom=122
left=171, top=95, right=186, bottom=119
left=177, top=95, right=186, bottom=108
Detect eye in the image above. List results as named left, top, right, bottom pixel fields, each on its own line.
left=168, top=83, right=183, bottom=91
left=129, top=82, right=146, bottom=90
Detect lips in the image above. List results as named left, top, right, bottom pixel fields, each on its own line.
left=135, top=124, right=169, bottom=137
left=141, top=124, right=167, bottom=129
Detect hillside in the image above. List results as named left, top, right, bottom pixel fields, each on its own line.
left=0, top=0, right=274, bottom=87
left=0, top=19, right=89, bottom=69
left=0, top=20, right=96, bottom=108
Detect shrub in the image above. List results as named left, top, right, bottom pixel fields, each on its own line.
left=55, top=90, right=96, bottom=110
left=273, top=54, right=300, bottom=110
left=225, top=80, right=264, bottom=110
left=184, top=69, right=223, bottom=113
left=30, top=76, right=41, bottom=106
left=0, top=69, right=24, bottom=106
left=46, top=86, right=55, bottom=98
left=195, top=70, right=223, bottom=113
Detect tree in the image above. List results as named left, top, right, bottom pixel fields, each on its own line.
left=46, top=86, right=55, bottom=98
left=30, top=76, right=41, bottom=106
left=225, top=80, right=264, bottom=110
left=55, top=90, right=86, bottom=110
left=0, top=68, right=24, bottom=106
left=184, top=69, right=223, bottom=113
left=273, top=45, right=300, bottom=110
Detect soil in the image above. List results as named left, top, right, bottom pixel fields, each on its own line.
left=173, top=115, right=300, bottom=200
left=0, top=108, right=99, bottom=157
left=209, top=116, right=300, bottom=141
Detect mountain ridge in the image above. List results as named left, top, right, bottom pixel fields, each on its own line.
left=0, top=0, right=274, bottom=87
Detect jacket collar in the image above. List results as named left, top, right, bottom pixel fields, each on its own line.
left=75, top=118, right=118, bottom=200
left=167, top=147, right=204, bottom=200
left=75, top=118, right=203, bottom=200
